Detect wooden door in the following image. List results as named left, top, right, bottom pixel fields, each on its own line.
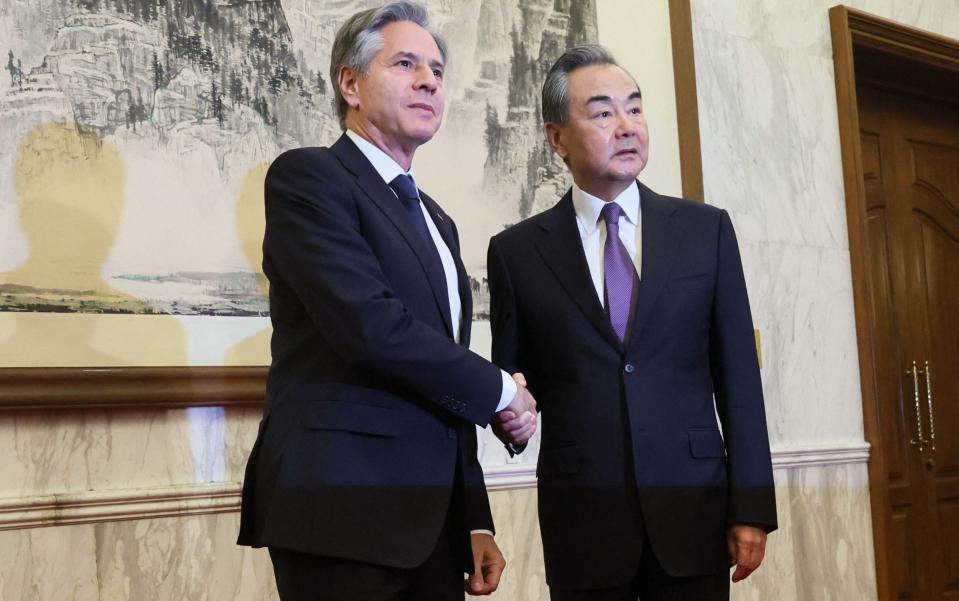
left=858, top=85, right=959, bottom=601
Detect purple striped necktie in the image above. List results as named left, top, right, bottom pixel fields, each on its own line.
left=601, top=202, right=638, bottom=342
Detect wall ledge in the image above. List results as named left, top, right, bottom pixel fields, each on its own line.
left=0, top=443, right=869, bottom=531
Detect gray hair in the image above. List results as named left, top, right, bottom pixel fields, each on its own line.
left=542, top=45, right=634, bottom=125
left=330, top=1, right=448, bottom=130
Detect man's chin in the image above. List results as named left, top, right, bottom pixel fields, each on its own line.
left=612, top=158, right=646, bottom=180
left=405, top=124, right=442, bottom=146
left=609, top=167, right=643, bottom=182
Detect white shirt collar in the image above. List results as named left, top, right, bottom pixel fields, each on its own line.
left=346, top=129, right=416, bottom=185
left=571, top=180, right=641, bottom=235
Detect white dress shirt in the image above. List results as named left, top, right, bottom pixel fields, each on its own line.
left=571, top=181, right=643, bottom=303
left=346, top=130, right=516, bottom=414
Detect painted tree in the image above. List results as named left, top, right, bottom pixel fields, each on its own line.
left=211, top=80, right=224, bottom=126
left=228, top=69, right=243, bottom=106
left=152, top=51, right=166, bottom=90
left=135, top=89, right=148, bottom=126
left=315, top=71, right=327, bottom=96
left=6, top=50, right=23, bottom=89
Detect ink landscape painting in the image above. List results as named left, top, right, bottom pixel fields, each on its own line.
left=0, top=0, right=596, bottom=365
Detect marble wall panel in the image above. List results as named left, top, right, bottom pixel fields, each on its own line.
left=486, top=488, right=545, bottom=601
left=787, top=462, right=877, bottom=601
left=692, top=0, right=959, bottom=58
left=0, top=407, right=261, bottom=500
left=730, top=469, right=799, bottom=601
left=692, top=28, right=848, bottom=250
left=0, top=522, right=100, bottom=601
left=740, top=240, right=864, bottom=448
left=94, top=513, right=277, bottom=601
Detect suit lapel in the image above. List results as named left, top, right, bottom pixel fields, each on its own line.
left=454, top=257, right=472, bottom=348
left=627, top=183, right=679, bottom=348
left=421, top=192, right=473, bottom=347
left=535, top=192, right=623, bottom=351
left=331, top=136, right=454, bottom=338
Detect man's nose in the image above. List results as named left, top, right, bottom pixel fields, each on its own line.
left=414, top=66, right=439, bottom=92
left=615, top=111, right=636, bottom=137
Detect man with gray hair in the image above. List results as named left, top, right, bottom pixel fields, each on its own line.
left=488, top=45, right=777, bottom=600
left=238, top=2, right=536, bottom=599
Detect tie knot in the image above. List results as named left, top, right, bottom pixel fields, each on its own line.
left=600, top=202, right=623, bottom=228
left=389, top=174, right=419, bottom=203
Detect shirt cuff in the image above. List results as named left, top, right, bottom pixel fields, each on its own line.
left=496, top=370, right=517, bottom=413
left=470, top=529, right=495, bottom=537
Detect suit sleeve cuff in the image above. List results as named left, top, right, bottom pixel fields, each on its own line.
left=506, top=442, right=527, bottom=456
left=496, top=371, right=517, bottom=413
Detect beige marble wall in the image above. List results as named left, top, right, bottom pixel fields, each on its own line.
left=685, top=1, right=958, bottom=599
left=6, top=1, right=959, bottom=600
left=688, top=0, right=958, bottom=449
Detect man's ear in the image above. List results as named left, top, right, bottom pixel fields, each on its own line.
left=338, top=65, right=361, bottom=110
left=544, top=123, right=567, bottom=160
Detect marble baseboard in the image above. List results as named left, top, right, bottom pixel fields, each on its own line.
left=0, top=482, right=240, bottom=531
left=0, top=462, right=878, bottom=601
left=0, top=463, right=538, bottom=532
left=0, top=444, right=867, bottom=532
left=730, top=461, right=877, bottom=601
left=0, top=522, right=101, bottom=601
left=94, top=513, right=278, bottom=601
left=487, top=487, right=545, bottom=601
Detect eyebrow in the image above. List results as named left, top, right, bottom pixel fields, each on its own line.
left=389, top=51, right=445, bottom=70
left=585, top=91, right=643, bottom=104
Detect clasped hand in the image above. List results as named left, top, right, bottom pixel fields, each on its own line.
left=493, top=373, right=537, bottom=446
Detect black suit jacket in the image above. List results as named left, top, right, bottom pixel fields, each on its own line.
left=487, top=183, right=777, bottom=589
left=238, top=135, right=502, bottom=570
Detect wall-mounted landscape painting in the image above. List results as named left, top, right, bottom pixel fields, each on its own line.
left=0, top=0, right=598, bottom=366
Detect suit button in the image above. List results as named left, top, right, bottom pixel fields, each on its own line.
left=447, top=428, right=457, bottom=439
left=624, top=363, right=635, bottom=374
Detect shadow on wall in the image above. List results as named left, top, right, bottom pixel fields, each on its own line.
left=225, top=162, right=271, bottom=366
left=0, top=122, right=187, bottom=366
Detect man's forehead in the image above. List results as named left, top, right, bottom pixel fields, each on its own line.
left=569, top=64, right=640, bottom=100
left=378, top=21, right=443, bottom=61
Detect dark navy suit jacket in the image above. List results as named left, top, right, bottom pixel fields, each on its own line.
left=238, top=135, right=502, bottom=570
left=487, top=182, right=777, bottom=589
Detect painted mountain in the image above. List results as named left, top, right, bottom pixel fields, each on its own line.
left=0, top=0, right=596, bottom=317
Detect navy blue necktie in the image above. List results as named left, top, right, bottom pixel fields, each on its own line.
left=388, top=174, right=449, bottom=297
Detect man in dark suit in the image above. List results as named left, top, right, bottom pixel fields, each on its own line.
left=237, top=3, right=537, bottom=600
left=487, top=46, right=777, bottom=600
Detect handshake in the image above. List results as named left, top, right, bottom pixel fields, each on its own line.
left=493, top=373, right=538, bottom=447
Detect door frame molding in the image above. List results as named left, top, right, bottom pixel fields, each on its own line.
left=829, top=7, right=959, bottom=601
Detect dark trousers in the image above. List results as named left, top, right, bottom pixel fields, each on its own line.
left=268, top=511, right=464, bottom=601
left=268, top=452, right=473, bottom=601
left=549, top=536, right=729, bottom=601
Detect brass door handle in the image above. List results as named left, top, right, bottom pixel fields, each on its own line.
left=924, top=360, right=936, bottom=452
left=907, top=361, right=927, bottom=451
